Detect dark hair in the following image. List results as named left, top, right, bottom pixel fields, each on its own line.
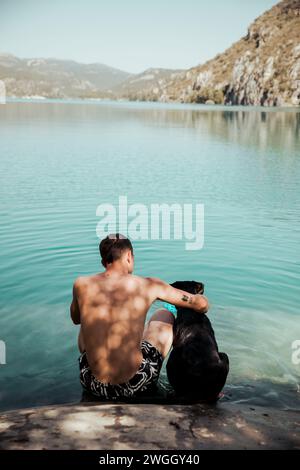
left=99, top=234, right=133, bottom=267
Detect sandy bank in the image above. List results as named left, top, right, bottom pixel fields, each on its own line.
left=0, top=401, right=299, bottom=450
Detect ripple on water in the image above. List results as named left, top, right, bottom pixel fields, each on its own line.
left=0, top=101, right=299, bottom=411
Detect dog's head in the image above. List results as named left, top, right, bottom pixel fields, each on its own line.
left=171, top=280, right=204, bottom=295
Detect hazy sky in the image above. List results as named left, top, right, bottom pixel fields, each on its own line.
left=0, top=0, right=279, bottom=73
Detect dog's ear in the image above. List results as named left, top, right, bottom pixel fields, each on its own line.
left=171, top=281, right=194, bottom=293
left=170, top=281, right=181, bottom=290
left=171, top=280, right=205, bottom=295
left=194, top=282, right=204, bottom=295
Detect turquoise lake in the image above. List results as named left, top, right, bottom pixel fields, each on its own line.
left=0, top=100, right=299, bottom=411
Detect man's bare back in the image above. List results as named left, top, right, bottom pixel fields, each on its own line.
left=71, top=235, right=209, bottom=386
left=73, top=272, right=159, bottom=383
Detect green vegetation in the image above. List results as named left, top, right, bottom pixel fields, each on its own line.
left=192, top=88, right=224, bottom=105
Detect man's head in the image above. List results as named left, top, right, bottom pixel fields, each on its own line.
left=99, top=234, right=134, bottom=273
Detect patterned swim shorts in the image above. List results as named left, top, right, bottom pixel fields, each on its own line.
left=79, top=340, right=163, bottom=400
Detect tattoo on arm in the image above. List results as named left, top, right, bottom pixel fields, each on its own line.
left=182, top=294, right=192, bottom=304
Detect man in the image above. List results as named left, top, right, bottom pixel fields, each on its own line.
left=70, top=234, right=209, bottom=400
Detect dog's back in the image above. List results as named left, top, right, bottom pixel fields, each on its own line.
left=166, top=281, right=229, bottom=402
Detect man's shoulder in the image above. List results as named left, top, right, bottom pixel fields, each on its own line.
left=126, top=274, right=150, bottom=286
left=131, top=274, right=147, bottom=281
left=142, top=276, right=164, bottom=285
left=73, top=274, right=100, bottom=289
left=135, top=276, right=164, bottom=288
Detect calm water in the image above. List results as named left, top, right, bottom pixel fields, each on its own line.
left=0, top=100, right=299, bottom=412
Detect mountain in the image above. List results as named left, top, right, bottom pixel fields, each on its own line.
left=0, top=53, right=130, bottom=99
left=108, top=68, right=183, bottom=101
left=1, top=0, right=299, bottom=106
left=157, top=0, right=300, bottom=106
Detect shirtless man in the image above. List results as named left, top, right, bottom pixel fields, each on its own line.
left=71, top=234, right=209, bottom=400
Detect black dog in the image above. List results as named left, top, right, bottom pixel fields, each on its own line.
left=166, top=281, right=229, bottom=402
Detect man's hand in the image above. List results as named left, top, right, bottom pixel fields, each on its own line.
left=70, top=279, right=81, bottom=325
left=148, top=278, right=209, bottom=314
left=191, top=294, right=209, bottom=314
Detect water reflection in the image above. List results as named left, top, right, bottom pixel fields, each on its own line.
left=1, top=101, right=299, bottom=154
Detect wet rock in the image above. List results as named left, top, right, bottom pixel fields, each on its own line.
left=0, top=402, right=299, bottom=450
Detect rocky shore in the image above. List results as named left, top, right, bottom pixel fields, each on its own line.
left=0, top=401, right=299, bottom=450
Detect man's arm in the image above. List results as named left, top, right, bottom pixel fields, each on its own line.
left=70, top=280, right=81, bottom=325
left=147, top=278, right=209, bottom=314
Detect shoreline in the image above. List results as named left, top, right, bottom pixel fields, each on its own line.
left=0, top=400, right=299, bottom=450
left=4, top=97, right=300, bottom=112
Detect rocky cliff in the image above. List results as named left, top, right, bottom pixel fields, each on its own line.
left=139, top=0, right=300, bottom=106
